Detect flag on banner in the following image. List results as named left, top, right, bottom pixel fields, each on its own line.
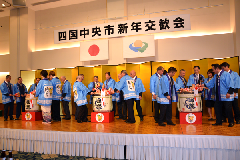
left=80, top=39, right=109, bottom=61
left=123, top=35, right=155, bottom=58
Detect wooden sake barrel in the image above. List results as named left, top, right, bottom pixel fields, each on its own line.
left=92, top=95, right=113, bottom=112
left=178, top=93, right=202, bottom=112
left=25, top=97, right=41, bottom=112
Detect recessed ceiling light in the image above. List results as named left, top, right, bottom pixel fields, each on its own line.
left=2, top=4, right=5, bottom=6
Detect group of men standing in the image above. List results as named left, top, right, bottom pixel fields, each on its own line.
left=73, top=70, right=145, bottom=123
left=1, top=61, right=239, bottom=127
left=0, top=71, right=72, bottom=123
left=150, top=62, right=240, bottom=127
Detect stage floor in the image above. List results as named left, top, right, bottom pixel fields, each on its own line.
left=0, top=115, right=239, bottom=136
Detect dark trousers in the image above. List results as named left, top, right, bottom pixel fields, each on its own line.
left=62, top=100, right=71, bottom=119
left=117, top=101, right=123, bottom=118
left=233, top=98, right=240, bottom=121
left=16, top=101, right=25, bottom=118
left=158, top=104, right=173, bottom=124
left=134, top=100, right=143, bottom=118
left=77, top=105, right=88, bottom=122
left=75, top=102, right=79, bottom=120
left=117, top=101, right=127, bottom=119
left=223, top=98, right=240, bottom=122
left=176, top=107, right=179, bottom=119
left=215, top=100, right=234, bottom=124
left=51, top=100, right=61, bottom=121
left=112, top=101, right=116, bottom=117
left=4, top=102, right=14, bottom=119
left=154, top=101, right=160, bottom=122
left=126, top=98, right=135, bottom=122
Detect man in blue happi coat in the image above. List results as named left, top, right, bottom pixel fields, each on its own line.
left=49, top=71, right=62, bottom=122
left=175, top=69, right=187, bottom=119
left=221, top=62, right=240, bottom=124
left=130, top=70, right=145, bottom=121
left=88, top=76, right=103, bottom=104
left=204, top=64, right=234, bottom=127
left=187, top=66, right=205, bottom=115
left=158, top=67, right=181, bottom=126
left=61, top=76, right=72, bottom=120
left=115, top=74, right=127, bottom=120
left=28, top=78, right=41, bottom=93
left=13, top=77, right=28, bottom=120
left=73, top=74, right=89, bottom=123
left=0, top=75, right=15, bottom=121
left=115, top=70, right=137, bottom=123
left=104, top=72, right=116, bottom=116
left=150, top=66, right=164, bottom=123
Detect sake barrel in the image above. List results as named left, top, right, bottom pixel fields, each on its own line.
left=25, top=97, right=41, bottom=112
left=92, top=95, right=113, bottom=112
left=178, top=93, right=202, bottom=112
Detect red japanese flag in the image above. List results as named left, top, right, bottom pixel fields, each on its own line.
left=80, top=39, right=109, bottom=61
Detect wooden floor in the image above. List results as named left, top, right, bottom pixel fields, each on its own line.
left=0, top=115, right=239, bottom=136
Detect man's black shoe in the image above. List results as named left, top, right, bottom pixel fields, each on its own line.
left=167, top=122, right=176, bottom=126
left=140, top=117, right=143, bottom=121
left=228, top=123, right=234, bottom=127
left=10, top=118, right=15, bottom=120
left=4, top=118, right=7, bottom=121
left=158, top=123, right=166, bottom=126
left=15, top=118, right=20, bottom=120
left=126, top=121, right=135, bottom=124
left=236, top=120, right=240, bottom=124
left=212, top=123, right=222, bottom=126
left=222, top=119, right=227, bottom=123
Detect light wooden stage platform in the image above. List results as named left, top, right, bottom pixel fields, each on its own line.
left=0, top=115, right=240, bottom=136
left=1, top=115, right=240, bottom=160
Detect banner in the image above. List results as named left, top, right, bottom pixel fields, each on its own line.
left=123, top=35, right=155, bottom=58
left=80, top=39, right=108, bottom=61
left=54, top=14, right=191, bottom=44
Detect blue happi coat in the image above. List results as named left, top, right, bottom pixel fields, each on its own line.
left=150, top=73, right=161, bottom=101
left=73, top=81, right=88, bottom=106
left=13, top=83, right=28, bottom=103
left=104, top=78, right=116, bottom=101
left=176, top=76, right=187, bottom=89
left=116, top=75, right=136, bottom=100
left=228, top=70, right=240, bottom=99
left=155, top=78, right=162, bottom=104
left=50, top=77, right=62, bottom=100
left=205, top=70, right=234, bottom=101
left=29, top=83, right=37, bottom=93
left=187, top=74, right=205, bottom=87
left=62, top=80, right=71, bottom=102
left=158, top=74, right=180, bottom=104
left=0, top=81, right=14, bottom=104
left=204, top=77, right=215, bottom=100
left=115, top=81, right=121, bottom=102
left=35, top=78, right=53, bottom=106
left=133, top=76, right=146, bottom=100
left=88, top=81, right=103, bottom=104
left=187, top=74, right=205, bottom=96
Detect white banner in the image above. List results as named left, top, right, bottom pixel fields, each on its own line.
left=123, top=35, right=155, bottom=58
left=54, top=14, right=191, bottom=44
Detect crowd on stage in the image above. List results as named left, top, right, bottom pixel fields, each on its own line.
left=1, top=62, right=239, bottom=127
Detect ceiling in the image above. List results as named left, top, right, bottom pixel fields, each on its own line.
left=0, top=0, right=96, bottom=15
